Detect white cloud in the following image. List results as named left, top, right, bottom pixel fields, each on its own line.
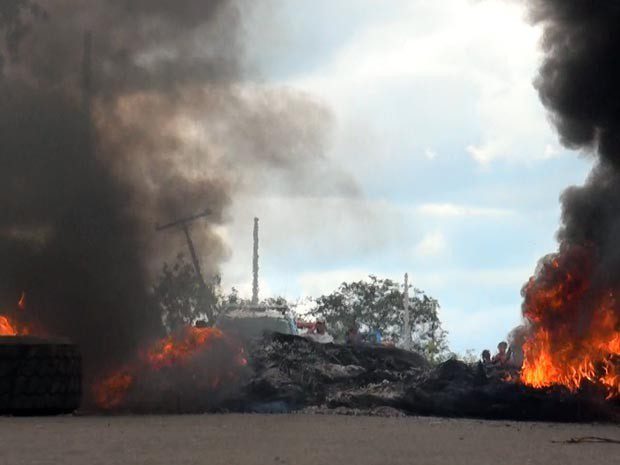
left=414, top=231, right=447, bottom=258
left=297, top=269, right=372, bottom=297
left=293, top=265, right=530, bottom=299
left=467, top=143, right=501, bottom=165
left=417, top=203, right=513, bottom=218
left=293, top=1, right=535, bottom=84
left=440, top=304, right=523, bottom=353
left=424, top=147, right=437, bottom=160
left=413, top=267, right=531, bottom=292
left=544, top=144, right=561, bottom=159
left=283, top=0, right=557, bottom=166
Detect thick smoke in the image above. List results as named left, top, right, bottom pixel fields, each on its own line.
left=524, top=0, right=620, bottom=282
left=521, top=2, right=620, bottom=345
left=0, top=0, right=352, bottom=385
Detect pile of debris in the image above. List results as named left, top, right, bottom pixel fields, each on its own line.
left=230, top=332, right=429, bottom=413
left=224, top=333, right=620, bottom=421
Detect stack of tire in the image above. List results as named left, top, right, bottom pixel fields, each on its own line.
left=0, top=336, right=81, bottom=415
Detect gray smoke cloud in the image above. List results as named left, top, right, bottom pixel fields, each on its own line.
left=0, top=0, right=355, bottom=386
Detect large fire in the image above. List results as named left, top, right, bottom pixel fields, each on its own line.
left=93, top=325, right=247, bottom=410
left=521, top=246, right=620, bottom=398
left=93, top=369, right=134, bottom=410
left=3, top=289, right=247, bottom=410
left=147, top=326, right=226, bottom=369
left=0, top=315, right=21, bottom=336
left=0, top=293, right=30, bottom=336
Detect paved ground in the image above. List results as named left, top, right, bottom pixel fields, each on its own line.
left=0, top=414, right=618, bottom=465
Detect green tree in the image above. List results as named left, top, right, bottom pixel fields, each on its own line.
left=152, top=253, right=220, bottom=332
left=152, top=254, right=293, bottom=331
left=217, top=290, right=288, bottom=309
left=312, top=275, right=449, bottom=362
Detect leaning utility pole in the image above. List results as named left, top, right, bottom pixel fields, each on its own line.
left=402, top=273, right=412, bottom=351
left=251, top=217, right=259, bottom=306
left=156, top=209, right=214, bottom=324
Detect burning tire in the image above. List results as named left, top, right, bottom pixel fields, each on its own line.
left=0, top=337, right=82, bottom=415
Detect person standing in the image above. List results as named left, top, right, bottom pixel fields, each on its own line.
left=306, top=320, right=334, bottom=344
left=492, top=341, right=509, bottom=365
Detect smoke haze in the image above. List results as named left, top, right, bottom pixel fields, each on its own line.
left=524, top=0, right=620, bottom=285
left=0, top=0, right=354, bottom=383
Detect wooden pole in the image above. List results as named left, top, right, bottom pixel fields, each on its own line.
left=156, top=209, right=214, bottom=324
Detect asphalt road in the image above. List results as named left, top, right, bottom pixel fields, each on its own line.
left=0, top=414, right=618, bottom=465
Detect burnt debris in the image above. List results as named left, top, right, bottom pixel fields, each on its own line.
left=224, top=334, right=620, bottom=421
left=519, top=1, right=620, bottom=391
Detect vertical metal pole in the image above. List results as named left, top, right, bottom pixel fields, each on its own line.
left=402, top=273, right=412, bottom=351
left=252, top=218, right=259, bottom=306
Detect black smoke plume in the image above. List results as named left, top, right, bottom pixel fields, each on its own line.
left=521, top=1, right=620, bottom=368
left=0, top=0, right=352, bottom=391
left=527, top=0, right=620, bottom=250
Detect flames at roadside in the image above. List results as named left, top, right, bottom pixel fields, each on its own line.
left=1, top=288, right=249, bottom=411
left=94, top=370, right=134, bottom=410
left=93, top=325, right=248, bottom=411
left=520, top=246, right=620, bottom=399
left=0, top=315, right=23, bottom=336
left=0, top=293, right=30, bottom=336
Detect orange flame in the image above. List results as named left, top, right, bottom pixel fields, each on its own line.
left=93, top=325, right=246, bottom=410
left=93, top=370, right=134, bottom=410
left=521, top=248, right=620, bottom=398
left=0, top=314, right=29, bottom=336
left=146, top=326, right=225, bottom=369
left=0, top=315, right=19, bottom=336
left=17, top=292, right=26, bottom=311
left=0, top=293, right=32, bottom=336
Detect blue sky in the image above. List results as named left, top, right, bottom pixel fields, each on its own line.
left=216, top=0, right=592, bottom=354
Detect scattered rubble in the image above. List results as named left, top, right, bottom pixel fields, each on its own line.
left=227, top=333, right=427, bottom=412
left=224, top=333, right=620, bottom=422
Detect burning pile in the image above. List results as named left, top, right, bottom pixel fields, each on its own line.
left=521, top=246, right=620, bottom=398
left=0, top=293, right=30, bottom=336
left=0, top=316, right=21, bottom=336
left=93, top=325, right=248, bottom=411
left=517, top=1, right=620, bottom=401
